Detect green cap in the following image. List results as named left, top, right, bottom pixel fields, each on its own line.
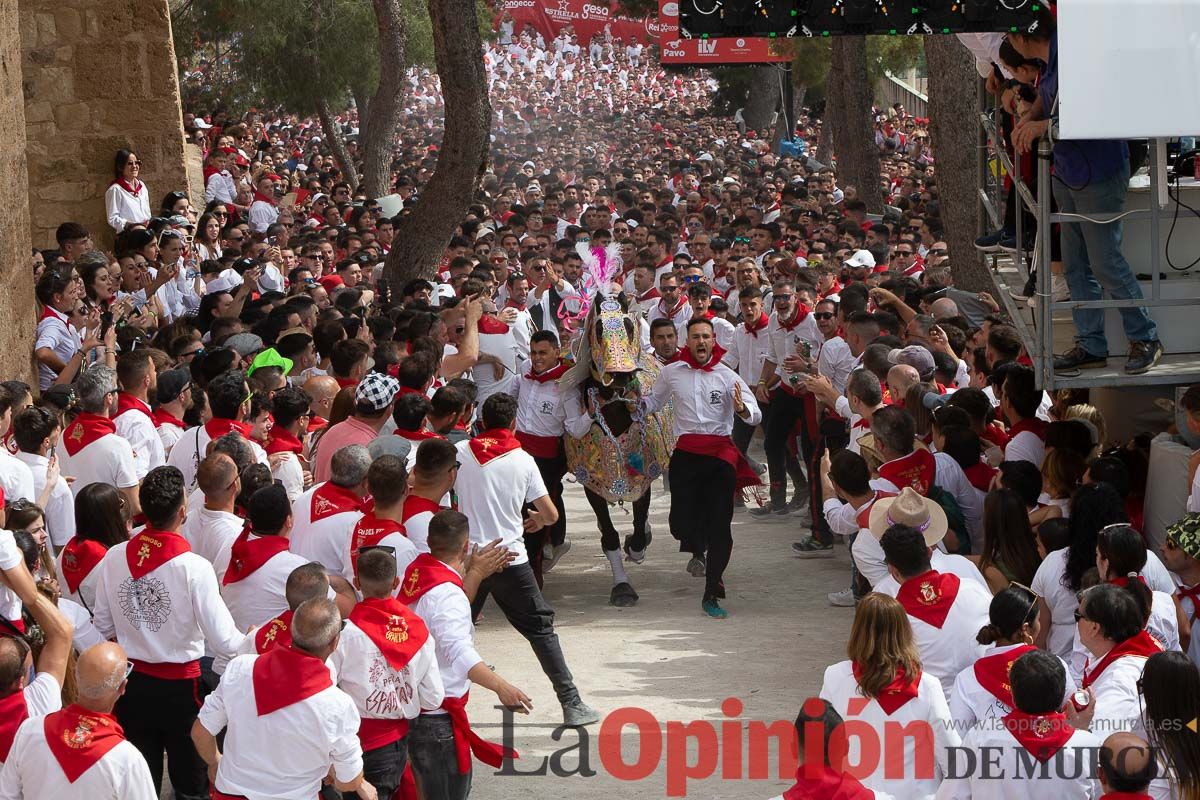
left=246, top=347, right=293, bottom=379
left=1166, top=512, right=1200, bottom=561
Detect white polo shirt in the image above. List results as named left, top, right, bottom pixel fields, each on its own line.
left=34, top=306, right=80, bottom=391
left=401, top=496, right=442, bottom=554
left=198, top=653, right=363, bottom=799
left=453, top=440, right=547, bottom=565
left=59, top=432, right=138, bottom=497
left=0, top=450, right=35, bottom=505
left=15, top=452, right=74, bottom=548
left=179, top=505, right=244, bottom=571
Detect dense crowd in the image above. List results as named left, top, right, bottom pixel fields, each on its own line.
left=2, top=4, right=1197, bottom=800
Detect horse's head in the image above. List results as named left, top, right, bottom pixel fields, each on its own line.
left=586, top=293, right=638, bottom=385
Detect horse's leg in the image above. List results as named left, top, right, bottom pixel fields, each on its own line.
left=584, top=485, right=638, bottom=607
left=624, top=485, right=652, bottom=558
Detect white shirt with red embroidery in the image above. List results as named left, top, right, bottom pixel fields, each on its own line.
left=214, top=541, right=314, bottom=631
left=453, top=441, right=546, bottom=565
left=289, top=483, right=365, bottom=572
left=197, top=653, right=362, bottom=799
left=0, top=712, right=157, bottom=800
left=328, top=622, right=444, bottom=724
left=408, top=566, right=482, bottom=703
left=179, top=506, right=243, bottom=571
left=59, top=432, right=138, bottom=496
left=113, top=405, right=165, bottom=481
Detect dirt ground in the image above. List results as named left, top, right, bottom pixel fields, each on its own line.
left=469, top=474, right=855, bottom=799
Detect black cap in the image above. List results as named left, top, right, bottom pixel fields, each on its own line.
left=156, top=368, right=191, bottom=405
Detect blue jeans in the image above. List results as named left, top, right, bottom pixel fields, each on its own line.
left=1052, top=161, right=1158, bottom=357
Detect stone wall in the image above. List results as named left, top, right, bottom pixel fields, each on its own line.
left=0, top=3, right=36, bottom=382
left=19, top=0, right=190, bottom=250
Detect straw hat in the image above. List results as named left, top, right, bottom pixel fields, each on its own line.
left=868, top=487, right=948, bottom=547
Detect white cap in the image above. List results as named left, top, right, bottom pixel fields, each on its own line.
left=843, top=249, right=876, bottom=269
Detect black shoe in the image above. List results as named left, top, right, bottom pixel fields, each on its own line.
left=974, top=229, right=1007, bottom=252
left=1054, top=346, right=1108, bottom=373
left=1125, top=340, right=1163, bottom=374
left=749, top=503, right=791, bottom=522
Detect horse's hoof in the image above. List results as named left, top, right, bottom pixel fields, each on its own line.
left=609, top=582, right=639, bottom=607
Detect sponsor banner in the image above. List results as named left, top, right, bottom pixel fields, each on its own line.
left=657, top=0, right=791, bottom=63
left=499, top=0, right=662, bottom=45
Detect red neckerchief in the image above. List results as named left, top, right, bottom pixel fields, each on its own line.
left=252, top=645, right=333, bottom=716
left=677, top=343, right=728, bottom=371
left=1008, top=417, right=1048, bottom=441
left=395, top=427, right=443, bottom=443
left=982, top=423, right=1011, bottom=449
left=637, top=288, right=661, bottom=303
left=1001, top=709, right=1074, bottom=763
left=205, top=417, right=252, bottom=441
left=1177, top=583, right=1200, bottom=624
left=349, top=512, right=405, bottom=580
left=61, top=412, right=116, bottom=456
left=0, top=691, right=28, bottom=762
left=781, top=764, right=876, bottom=800
left=525, top=361, right=570, bottom=382
left=399, top=552, right=464, bottom=604
left=43, top=705, right=127, bottom=783
left=1109, top=575, right=1148, bottom=589
left=856, top=491, right=897, bottom=530
left=222, top=527, right=290, bottom=585
left=1099, top=794, right=1154, bottom=800
left=850, top=662, right=921, bottom=714
left=818, top=281, right=843, bottom=301
left=777, top=306, right=812, bottom=331
left=477, top=315, right=510, bottom=335
left=264, top=426, right=304, bottom=455
left=252, top=189, right=277, bottom=207
left=310, top=481, right=364, bottom=522
left=744, top=312, right=769, bottom=338
left=877, top=448, right=937, bottom=495
left=658, top=296, right=687, bottom=318
left=307, top=415, right=329, bottom=434
left=125, top=528, right=191, bottom=580
left=397, top=386, right=426, bottom=399
left=111, top=177, right=144, bottom=196
left=963, top=461, right=999, bottom=493
left=254, top=610, right=293, bottom=654
left=150, top=409, right=186, bottom=430
left=896, top=570, right=961, bottom=629
left=468, top=427, right=521, bottom=465
left=348, top=596, right=430, bottom=671
left=656, top=350, right=682, bottom=365
left=402, top=495, right=444, bottom=525
left=60, top=537, right=108, bottom=594
left=973, top=644, right=1038, bottom=709
left=115, top=393, right=152, bottom=421
left=1082, top=630, right=1162, bottom=689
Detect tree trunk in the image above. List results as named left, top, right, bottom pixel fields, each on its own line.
left=924, top=36, right=988, bottom=291
left=771, top=81, right=806, bottom=151
left=316, top=98, right=360, bottom=190
left=351, top=84, right=371, bottom=141
left=816, top=70, right=838, bottom=167
left=830, top=37, right=881, bottom=213
left=360, top=0, right=408, bottom=199
left=743, top=65, right=779, bottom=136
left=384, top=0, right=490, bottom=290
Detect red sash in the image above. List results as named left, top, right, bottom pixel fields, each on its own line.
left=963, top=461, right=999, bottom=493
left=399, top=553, right=464, bottom=604
left=222, top=528, right=290, bottom=585
left=204, top=417, right=252, bottom=441
left=125, top=528, right=191, bottom=580
left=349, top=597, right=430, bottom=671
left=1008, top=417, right=1047, bottom=442
left=252, top=646, right=333, bottom=716
left=877, top=448, right=937, bottom=495
left=656, top=351, right=682, bottom=365
left=851, top=662, right=921, bottom=715
left=677, top=342, right=728, bottom=371
left=402, top=496, right=444, bottom=525
left=469, top=428, right=521, bottom=464
left=150, top=409, right=187, bottom=430
left=349, top=513, right=406, bottom=579
left=61, top=412, right=117, bottom=457
left=440, top=692, right=518, bottom=774
left=310, top=481, right=363, bottom=522
left=0, top=690, right=28, bottom=761
left=264, top=427, right=304, bottom=455
left=973, top=644, right=1037, bottom=709
left=743, top=313, right=769, bottom=338
left=1002, top=710, right=1074, bottom=762
left=524, top=361, right=569, bottom=383
left=254, top=610, right=293, bottom=654
left=782, top=764, right=876, bottom=800
left=515, top=431, right=562, bottom=459
left=1081, top=630, right=1162, bottom=689
left=477, top=315, right=511, bottom=335
left=44, top=705, right=127, bottom=782
left=60, top=538, right=108, bottom=595
left=115, top=393, right=152, bottom=422
left=676, top=432, right=760, bottom=490
left=896, top=570, right=961, bottom=629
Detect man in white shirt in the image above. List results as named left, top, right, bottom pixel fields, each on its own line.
left=685, top=282, right=735, bottom=356
left=58, top=365, right=140, bottom=518
left=180, top=453, right=243, bottom=570
left=647, top=273, right=693, bottom=339
left=114, top=347, right=165, bottom=480
left=642, top=317, right=762, bottom=618
left=11, top=407, right=74, bottom=550
left=290, top=444, right=369, bottom=571
left=166, top=370, right=269, bottom=491
left=455, top=393, right=600, bottom=727
left=876, top=496, right=991, bottom=698
left=151, top=368, right=191, bottom=457
left=332, top=548, right=444, bottom=800
left=728, top=286, right=772, bottom=477
left=999, top=365, right=1047, bottom=468
left=402, top=440, right=456, bottom=553
left=91, top=465, right=246, bottom=800
left=0, top=642, right=158, bottom=800
left=340, top=455, right=418, bottom=586
left=247, top=172, right=280, bottom=233
left=191, top=598, right=374, bottom=800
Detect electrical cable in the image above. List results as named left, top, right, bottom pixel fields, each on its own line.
left=1165, top=141, right=1200, bottom=271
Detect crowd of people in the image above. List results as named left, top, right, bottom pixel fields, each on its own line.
left=2, top=3, right=1198, bottom=800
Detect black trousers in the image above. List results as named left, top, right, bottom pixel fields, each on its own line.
left=808, top=417, right=851, bottom=544
left=409, top=715, right=470, bottom=800
left=115, top=671, right=209, bottom=800
left=523, top=449, right=568, bottom=586
left=471, top=562, right=579, bottom=704
left=344, top=737, right=408, bottom=800
left=584, top=485, right=651, bottom=553
left=764, top=389, right=816, bottom=506
left=668, top=449, right=734, bottom=601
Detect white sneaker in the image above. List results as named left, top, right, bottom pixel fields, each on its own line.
left=1051, top=274, right=1070, bottom=302
left=827, top=588, right=857, bottom=607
